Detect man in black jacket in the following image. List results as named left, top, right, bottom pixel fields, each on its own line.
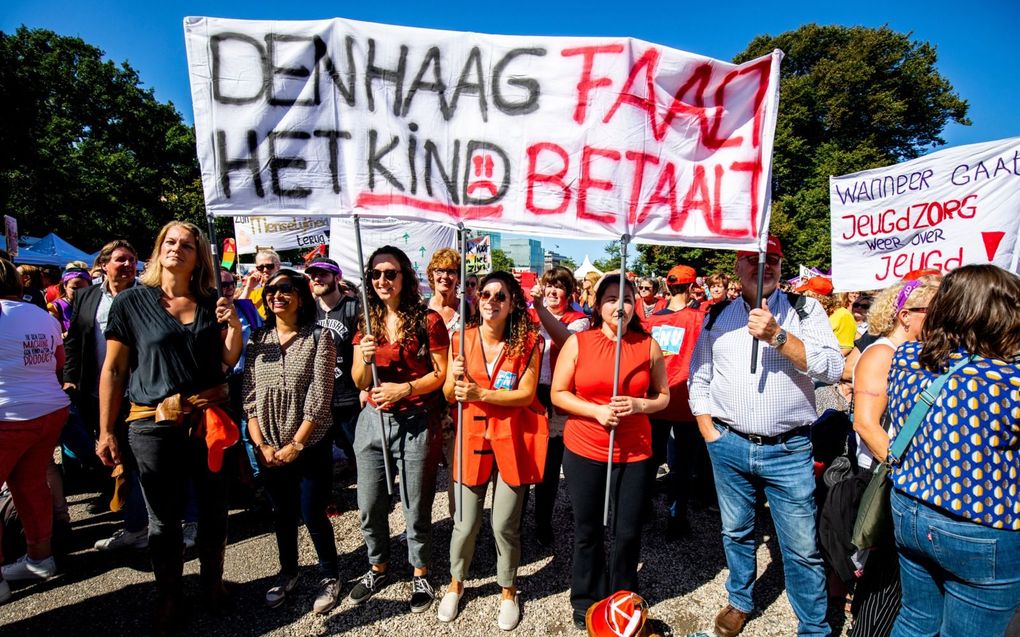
left=63, top=240, right=150, bottom=550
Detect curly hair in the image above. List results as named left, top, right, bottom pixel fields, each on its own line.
left=426, top=247, right=460, bottom=290
left=867, top=276, right=940, bottom=337
left=802, top=291, right=837, bottom=315
left=920, top=265, right=1020, bottom=372
left=467, top=271, right=537, bottom=360
left=361, top=245, right=429, bottom=348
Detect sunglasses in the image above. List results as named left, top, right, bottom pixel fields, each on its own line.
left=479, top=290, right=508, bottom=303
left=264, top=282, right=295, bottom=296
left=853, top=303, right=871, bottom=310
left=740, top=254, right=782, bottom=267
left=255, top=264, right=277, bottom=272
left=905, top=307, right=928, bottom=314
left=637, top=286, right=654, bottom=291
left=221, top=280, right=236, bottom=288
left=370, top=269, right=401, bottom=281
left=466, top=280, right=478, bottom=288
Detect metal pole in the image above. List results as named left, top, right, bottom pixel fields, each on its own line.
left=604, top=235, right=629, bottom=527
left=206, top=214, right=223, bottom=298
left=354, top=215, right=395, bottom=496
left=455, top=224, right=468, bottom=522
left=750, top=250, right=766, bottom=373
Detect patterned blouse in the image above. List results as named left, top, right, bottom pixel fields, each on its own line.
left=887, top=341, right=1020, bottom=530
left=242, top=324, right=336, bottom=449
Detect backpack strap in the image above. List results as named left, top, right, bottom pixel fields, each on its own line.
left=313, top=325, right=322, bottom=348
left=887, top=355, right=973, bottom=464
left=785, top=291, right=810, bottom=321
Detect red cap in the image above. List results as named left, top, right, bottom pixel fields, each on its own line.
left=902, top=268, right=940, bottom=281
left=666, top=265, right=697, bottom=285
left=794, top=276, right=834, bottom=296
left=736, top=235, right=783, bottom=260
left=585, top=591, right=647, bottom=637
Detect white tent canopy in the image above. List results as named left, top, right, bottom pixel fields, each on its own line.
left=573, top=255, right=603, bottom=280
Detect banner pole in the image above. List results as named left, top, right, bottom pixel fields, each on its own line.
left=354, top=215, right=395, bottom=497
left=206, top=214, right=223, bottom=298
left=750, top=250, right=766, bottom=374
left=604, top=234, right=629, bottom=527
left=455, top=224, right=468, bottom=523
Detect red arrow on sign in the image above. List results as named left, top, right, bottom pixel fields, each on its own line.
left=982, top=231, right=1006, bottom=261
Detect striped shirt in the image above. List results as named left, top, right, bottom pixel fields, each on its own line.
left=688, top=289, right=843, bottom=436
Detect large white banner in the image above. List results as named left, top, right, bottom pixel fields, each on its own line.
left=233, top=215, right=330, bottom=254
left=184, top=17, right=782, bottom=249
left=830, top=137, right=1020, bottom=291
left=328, top=217, right=457, bottom=292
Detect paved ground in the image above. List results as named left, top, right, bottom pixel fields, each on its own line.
left=1, top=464, right=851, bottom=637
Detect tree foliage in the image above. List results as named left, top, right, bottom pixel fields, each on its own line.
left=491, top=248, right=514, bottom=272
left=0, top=27, right=207, bottom=253
left=637, top=24, right=969, bottom=275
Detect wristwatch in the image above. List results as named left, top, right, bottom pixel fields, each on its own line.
left=290, top=440, right=305, bottom=452
left=771, top=328, right=788, bottom=348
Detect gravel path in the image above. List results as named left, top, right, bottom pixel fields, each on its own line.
left=1, top=466, right=850, bottom=636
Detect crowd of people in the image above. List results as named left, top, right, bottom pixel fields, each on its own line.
left=0, top=226, right=1017, bottom=637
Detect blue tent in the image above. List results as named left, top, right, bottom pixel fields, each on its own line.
left=14, top=233, right=97, bottom=267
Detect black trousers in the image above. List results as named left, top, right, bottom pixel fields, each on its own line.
left=563, top=448, right=652, bottom=614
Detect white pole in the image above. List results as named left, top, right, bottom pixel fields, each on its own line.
left=455, top=224, right=468, bottom=522
left=604, top=235, right=629, bottom=527
left=354, top=215, right=395, bottom=497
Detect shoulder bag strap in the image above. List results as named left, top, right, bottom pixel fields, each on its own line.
left=888, top=354, right=973, bottom=463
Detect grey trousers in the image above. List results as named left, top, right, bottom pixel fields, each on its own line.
left=449, top=467, right=526, bottom=588
left=354, top=404, right=439, bottom=570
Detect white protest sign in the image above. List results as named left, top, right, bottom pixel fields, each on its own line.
left=233, top=215, right=330, bottom=254
left=328, top=217, right=456, bottom=293
left=465, top=234, right=491, bottom=275
left=3, top=216, right=17, bottom=257
left=184, top=17, right=782, bottom=249
left=830, top=137, right=1020, bottom=291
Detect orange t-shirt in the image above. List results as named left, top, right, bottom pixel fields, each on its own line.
left=563, top=329, right=653, bottom=463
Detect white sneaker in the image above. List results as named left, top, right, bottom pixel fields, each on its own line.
left=1, top=556, right=56, bottom=582
left=437, top=590, right=462, bottom=622
left=312, top=577, right=341, bottom=615
left=94, top=528, right=149, bottom=551
left=182, top=522, right=198, bottom=549
left=497, top=594, right=521, bottom=631
left=265, top=574, right=299, bottom=608
left=0, top=578, right=11, bottom=605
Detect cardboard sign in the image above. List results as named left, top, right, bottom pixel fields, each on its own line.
left=184, top=16, right=782, bottom=249
left=830, top=137, right=1020, bottom=291
left=233, top=215, right=330, bottom=254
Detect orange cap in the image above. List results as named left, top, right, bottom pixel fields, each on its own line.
left=794, top=276, right=833, bottom=296
left=666, top=265, right=697, bottom=285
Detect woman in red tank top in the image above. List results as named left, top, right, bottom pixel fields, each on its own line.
left=551, top=274, right=669, bottom=628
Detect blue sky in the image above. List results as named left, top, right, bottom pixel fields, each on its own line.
left=6, top=1, right=1018, bottom=265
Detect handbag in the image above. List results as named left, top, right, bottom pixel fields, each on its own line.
left=851, top=354, right=972, bottom=550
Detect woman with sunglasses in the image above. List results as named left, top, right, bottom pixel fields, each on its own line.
left=350, top=246, right=450, bottom=613
left=95, top=221, right=242, bottom=635
left=242, top=269, right=340, bottom=614
left=842, top=276, right=939, bottom=636
left=635, top=277, right=665, bottom=319
left=551, top=273, right=669, bottom=629
left=436, top=272, right=545, bottom=630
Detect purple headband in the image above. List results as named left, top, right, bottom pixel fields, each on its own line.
left=306, top=262, right=342, bottom=276
left=61, top=270, right=91, bottom=284
left=895, top=280, right=922, bottom=313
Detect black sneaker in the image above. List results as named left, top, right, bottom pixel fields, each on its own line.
left=409, top=575, right=434, bottom=613
left=573, top=609, right=587, bottom=630
left=349, top=569, right=388, bottom=605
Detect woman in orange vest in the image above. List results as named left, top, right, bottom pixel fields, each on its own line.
left=551, top=273, right=670, bottom=629
left=436, top=271, right=546, bottom=631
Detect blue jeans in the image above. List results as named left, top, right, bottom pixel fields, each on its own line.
left=706, top=423, right=829, bottom=636
left=890, top=489, right=1020, bottom=637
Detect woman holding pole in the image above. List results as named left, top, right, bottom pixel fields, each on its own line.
left=436, top=271, right=546, bottom=630
left=349, top=245, right=449, bottom=614
left=551, top=273, right=669, bottom=628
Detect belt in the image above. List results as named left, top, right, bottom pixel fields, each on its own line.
left=712, top=418, right=810, bottom=446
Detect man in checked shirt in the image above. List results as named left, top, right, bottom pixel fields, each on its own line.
left=688, top=235, right=843, bottom=637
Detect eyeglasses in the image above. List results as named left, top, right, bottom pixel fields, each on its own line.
left=264, top=282, right=295, bottom=296
left=255, top=263, right=277, bottom=272
left=905, top=307, right=928, bottom=314
left=740, top=254, right=782, bottom=267
left=479, top=290, right=508, bottom=303
left=433, top=268, right=458, bottom=277
left=370, top=269, right=400, bottom=281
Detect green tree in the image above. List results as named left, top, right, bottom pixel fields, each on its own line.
left=558, top=256, right=578, bottom=271
left=0, top=26, right=207, bottom=254
left=637, top=24, right=968, bottom=273
left=491, top=248, right=514, bottom=272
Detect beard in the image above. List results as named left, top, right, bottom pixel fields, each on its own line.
left=314, top=279, right=338, bottom=296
